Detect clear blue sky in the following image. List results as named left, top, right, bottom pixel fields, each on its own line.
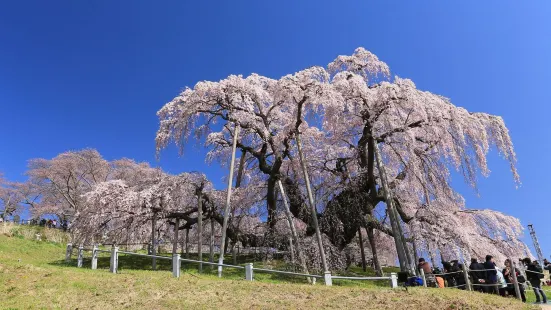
left=1, top=1, right=549, bottom=258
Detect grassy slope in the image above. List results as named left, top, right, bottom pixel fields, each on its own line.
left=0, top=225, right=538, bottom=310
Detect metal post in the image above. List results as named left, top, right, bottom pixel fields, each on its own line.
left=172, top=254, right=181, bottom=278
left=65, top=243, right=73, bottom=263
left=91, top=244, right=98, bottom=270
left=390, top=272, right=398, bottom=288
left=324, top=271, right=333, bottom=286
left=509, top=257, right=521, bottom=300
left=245, top=263, right=254, bottom=281
left=77, top=245, right=83, bottom=268
left=198, top=188, right=203, bottom=273
left=278, top=180, right=309, bottom=276
left=110, top=246, right=118, bottom=274
left=462, top=263, right=472, bottom=291
left=420, top=268, right=427, bottom=287
left=374, top=144, right=409, bottom=273
left=151, top=212, right=157, bottom=270
left=218, top=124, right=240, bottom=277
left=295, top=132, right=328, bottom=273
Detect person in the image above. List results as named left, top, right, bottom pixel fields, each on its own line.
left=544, top=259, right=551, bottom=271
left=451, top=260, right=466, bottom=290
left=524, top=257, right=547, bottom=304
left=496, top=266, right=508, bottom=297
left=470, top=258, right=488, bottom=293
left=52, top=219, right=57, bottom=228
left=432, top=266, right=446, bottom=288
left=418, top=258, right=436, bottom=287
left=484, top=255, right=499, bottom=294
left=442, top=261, right=457, bottom=288
left=503, top=259, right=526, bottom=302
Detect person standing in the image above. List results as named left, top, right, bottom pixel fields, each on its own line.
left=484, top=255, right=499, bottom=294
left=470, top=258, right=487, bottom=293
left=503, top=259, right=526, bottom=302
left=418, top=258, right=436, bottom=287
left=524, top=258, right=547, bottom=304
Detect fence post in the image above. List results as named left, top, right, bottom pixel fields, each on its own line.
left=35, top=233, right=41, bottom=241
left=245, top=263, right=254, bottom=281
left=91, top=244, right=98, bottom=270
left=324, top=271, right=332, bottom=286
left=77, top=245, right=83, bottom=268
left=110, top=246, right=119, bottom=274
left=462, top=264, right=472, bottom=291
left=390, top=272, right=398, bottom=288
left=65, top=243, right=73, bottom=263
left=509, top=257, right=521, bottom=300
left=172, top=254, right=181, bottom=278
left=420, top=268, right=427, bottom=287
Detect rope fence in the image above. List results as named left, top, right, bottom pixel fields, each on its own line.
left=64, top=242, right=551, bottom=297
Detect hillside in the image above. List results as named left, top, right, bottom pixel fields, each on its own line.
left=0, top=224, right=538, bottom=309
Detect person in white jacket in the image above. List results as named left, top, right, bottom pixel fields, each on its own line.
left=496, top=266, right=508, bottom=297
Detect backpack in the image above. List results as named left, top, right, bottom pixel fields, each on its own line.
left=407, top=277, right=424, bottom=287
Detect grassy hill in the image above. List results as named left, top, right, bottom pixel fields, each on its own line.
left=0, top=224, right=538, bottom=309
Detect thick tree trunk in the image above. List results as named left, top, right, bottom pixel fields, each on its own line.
left=185, top=229, right=190, bottom=258
left=358, top=227, right=367, bottom=272
left=366, top=226, right=383, bottom=276
left=266, top=176, right=277, bottom=228
left=172, top=218, right=180, bottom=255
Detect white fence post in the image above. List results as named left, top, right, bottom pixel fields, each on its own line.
left=245, top=263, right=254, bottom=281
left=35, top=233, right=41, bottom=241
left=390, top=272, right=398, bottom=288
left=77, top=245, right=83, bottom=268
left=324, top=271, right=332, bottom=286
left=110, top=246, right=119, bottom=274
left=65, top=243, right=73, bottom=263
left=173, top=254, right=181, bottom=278
left=91, top=244, right=98, bottom=270
left=420, top=268, right=427, bottom=287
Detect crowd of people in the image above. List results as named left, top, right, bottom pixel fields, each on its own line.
left=418, top=255, right=550, bottom=304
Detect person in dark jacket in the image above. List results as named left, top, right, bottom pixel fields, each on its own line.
left=544, top=259, right=551, bottom=271
left=484, top=255, right=499, bottom=294
left=451, top=260, right=466, bottom=290
left=503, top=259, right=526, bottom=303
left=524, top=258, right=547, bottom=304
left=470, top=258, right=487, bottom=293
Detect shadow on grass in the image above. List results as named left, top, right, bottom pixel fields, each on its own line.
left=49, top=252, right=397, bottom=288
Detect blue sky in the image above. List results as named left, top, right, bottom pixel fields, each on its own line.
left=1, top=1, right=549, bottom=258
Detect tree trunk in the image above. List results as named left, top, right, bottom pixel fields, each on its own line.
left=151, top=212, right=157, bottom=270
left=358, top=227, right=367, bottom=272
left=366, top=226, right=383, bottom=276
left=266, top=176, right=277, bottom=228
left=185, top=229, right=190, bottom=258
left=172, top=218, right=180, bottom=255
left=295, top=132, right=328, bottom=272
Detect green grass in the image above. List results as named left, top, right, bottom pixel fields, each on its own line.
left=0, top=223, right=539, bottom=309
